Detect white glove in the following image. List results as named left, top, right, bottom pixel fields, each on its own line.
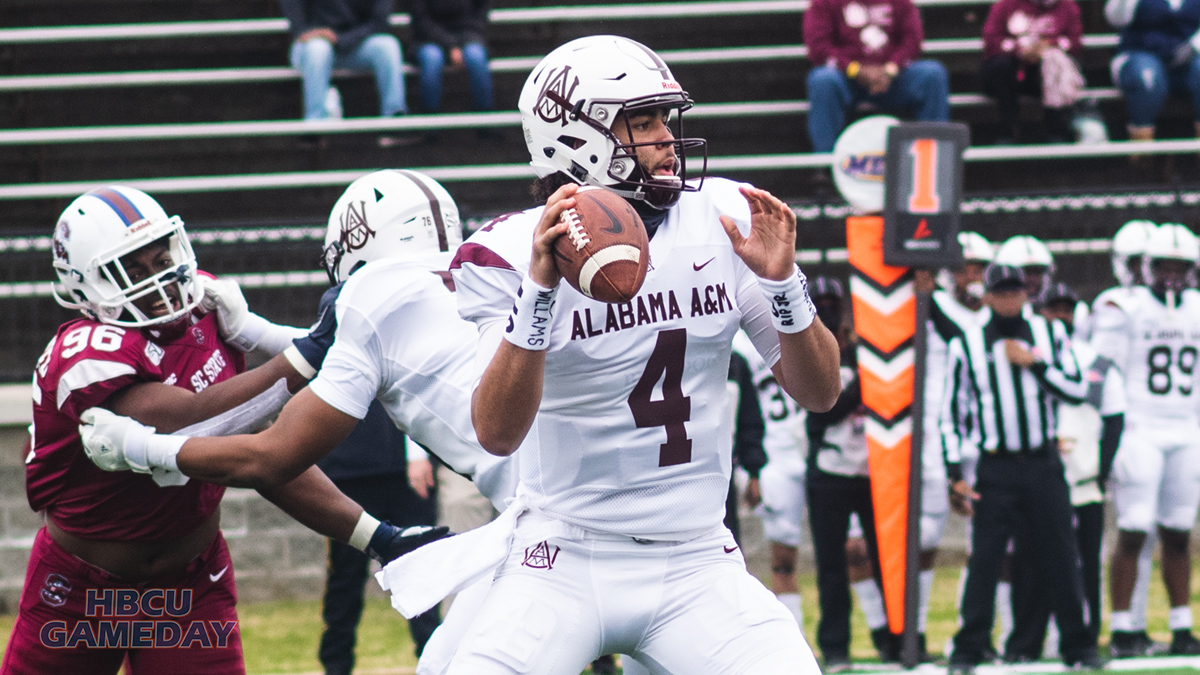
left=79, top=408, right=187, bottom=475
left=79, top=407, right=156, bottom=473
left=201, top=278, right=254, bottom=350
left=201, top=277, right=307, bottom=355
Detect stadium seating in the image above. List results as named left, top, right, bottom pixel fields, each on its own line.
left=2, top=0, right=1200, bottom=379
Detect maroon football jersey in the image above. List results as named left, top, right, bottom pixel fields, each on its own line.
left=28, top=311, right=245, bottom=541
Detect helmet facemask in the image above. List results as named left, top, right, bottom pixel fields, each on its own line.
left=53, top=217, right=203, bottom=328
left=541, top=89, right=707, bottom=209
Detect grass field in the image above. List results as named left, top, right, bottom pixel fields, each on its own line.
left=0, top=561, right=1198, bottom=674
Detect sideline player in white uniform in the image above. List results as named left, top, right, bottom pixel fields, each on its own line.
left=1092, top=223, right=1200, bottom=657
left=77, top=171, right=513, bottom=533
left=923, top=232, right=993, bottom=651
left=436, top=35, right=841, bottom=674
left=1086, top=219, right=1161, bottom=655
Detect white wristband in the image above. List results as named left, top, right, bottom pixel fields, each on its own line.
left=283, top=344, right=317, bottom=379
left=349, top=511, right=382, bottom=552
left=503, top=276, right=559, bottom=351
left=126, top=433, right=187, bottom=474
left=759, top=267, right=817, bottom=334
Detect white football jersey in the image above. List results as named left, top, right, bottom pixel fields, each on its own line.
left=925, top=291, right=989, bottom=444
left=814, top=365, right=869, bottom=476
left=309, top=256, right=515, bottom=507
left=1090, top=286, right=1200, bottom=424
left=453, top=178, right=785, bottom=539
left=733, top=330, right=807, bottom=473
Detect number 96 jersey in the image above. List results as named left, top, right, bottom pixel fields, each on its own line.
left=452, top=179, right=786, bottom=541
left=1090, top=286, right=1200, bottom=424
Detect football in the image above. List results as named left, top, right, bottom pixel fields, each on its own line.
left=553, top=186, right=650, bottom=304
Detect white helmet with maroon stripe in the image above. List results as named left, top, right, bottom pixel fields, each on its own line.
left=322, top=170, right=463, bottom=284
left=51, top=185, right=202, bottom=327
left=518, top=35, right=708, bottom=208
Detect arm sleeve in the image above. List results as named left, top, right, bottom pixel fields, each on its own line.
left=806, top=373, right=862, bottom=441
left=172, top=378, right=293, bottom=438
left=336, top=0, right=394, bottom=53
left=462, top=0, right=490, bottom=43
left=307, top=304, right=384, bottom=420
left=279, top=0, right=310, bottom=38
left=729, top=353, right=767, bottom=478
left=1029, top=322, right=1089, bottom=405
left=888, top=0, right=925, bottom=65
left=1062, top=1, right=1084, bottom=55
left=940, top=337, right=968, bottom=480
left=982, top=0, right=1012, bottom=57
left=1105, top=0, right=1140, bottom=27
left=1099, top=413, right=1123, bottom=488
left=803, top=0, right=847, bottom=68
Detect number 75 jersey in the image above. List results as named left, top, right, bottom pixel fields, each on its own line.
left=1090, top=286, right=1200, bottom=424
left=452, top=179, right=786, bottom=540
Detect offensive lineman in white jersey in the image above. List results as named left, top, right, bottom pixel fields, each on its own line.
left=77, top=170, right=515, bottom=538
left=441, top=35, right=841, bottom=674
left=1092, top=223, right=1200, bottom=657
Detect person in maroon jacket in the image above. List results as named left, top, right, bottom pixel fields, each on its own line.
left=803, top=0, right=950, bottom=152
left=981, top=0, right=1085, bottom=143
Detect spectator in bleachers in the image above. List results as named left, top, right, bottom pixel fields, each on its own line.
left=1107, top=0, right=1200, bottom=143
left=409, top=0, right=496, bottom=121
left=803, top=0, right=950, bottom=153
left=981, top=0, right=1086, bottom=144
left=281, top=0, right=409, bottom=121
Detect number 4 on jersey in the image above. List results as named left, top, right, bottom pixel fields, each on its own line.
left=628, top=328, right=692, bottom=466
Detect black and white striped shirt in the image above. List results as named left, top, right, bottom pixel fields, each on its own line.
left=940, top=312, right=1088, bottom=479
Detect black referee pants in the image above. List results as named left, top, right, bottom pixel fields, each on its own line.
left=806, top=469, right=882, bottom=660
left=319, top=474, right=440, bottom=675
left=951, top=452, right=1094, bottom=665
left=1007, top=500, right=1105, bottom=658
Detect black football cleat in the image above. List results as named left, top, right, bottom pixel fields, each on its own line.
left=1170, top=630, right=1200, bottom=655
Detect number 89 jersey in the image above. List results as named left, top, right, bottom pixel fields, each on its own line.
left=1090, top=286, right=1200, bottom=424
left=453, top=179, right=785, bottom=540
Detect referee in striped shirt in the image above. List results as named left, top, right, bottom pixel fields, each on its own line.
left=943, top=264, right=1104, bottom=674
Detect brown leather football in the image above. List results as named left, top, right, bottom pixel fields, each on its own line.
left=554, top=186, right=650, bottom=303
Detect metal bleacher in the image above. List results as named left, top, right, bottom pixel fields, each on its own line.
left=0, top=0, right=1177, bottom=211
left=2, top=0, right=1200, bottom=380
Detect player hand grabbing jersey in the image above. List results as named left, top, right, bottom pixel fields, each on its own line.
left=423, top=35, right=841, bottom=675
left=78, top=171, right=514, bottom=510
left=1091, top=223, right=1200, bottom=656
left=4, top=186, right=395, bottom=675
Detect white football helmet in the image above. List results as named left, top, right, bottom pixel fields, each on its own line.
left=995, top=235, right=1055, bottom=295
left=960, top=231, right=996, bottom=263
left=322, top=170, right=463, bottom=284
left=518, top=35, right=707, bottom=208
left=1143, top=223, right=1198, bottom=293
left=51, top=186, right=202, bottom=327
left=936, top=232, right=993, bottom=292
left=1111, top=219, right=1156, bottom=287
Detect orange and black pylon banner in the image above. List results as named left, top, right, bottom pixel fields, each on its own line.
left=846, top=216, right=922, bottom=657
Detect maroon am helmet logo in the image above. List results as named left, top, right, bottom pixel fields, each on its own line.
left=534, top=66, right=580, bottom=126
left=339, top=200, right=375, bottom=254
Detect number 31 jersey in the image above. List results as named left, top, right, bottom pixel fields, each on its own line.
left=452, top=179, right=785, bottom=540
left=1090, top=286, right=1200, bottom=424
